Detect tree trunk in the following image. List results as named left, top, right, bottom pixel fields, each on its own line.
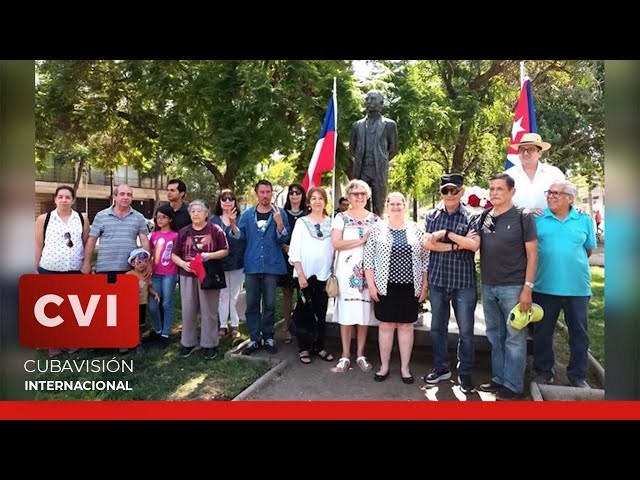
left=73, top=158, right=85, bottom=193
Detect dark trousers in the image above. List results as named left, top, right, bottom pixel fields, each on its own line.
left=97, top=270, right=129, bottom=284
left=139, top=304, right=147, bottom=327
left=37, top=267, right=81, bottom=274
left=297, top=276, right=329, bottom=353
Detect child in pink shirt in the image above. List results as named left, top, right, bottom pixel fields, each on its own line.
left=147, top=204, right=180, bottom=345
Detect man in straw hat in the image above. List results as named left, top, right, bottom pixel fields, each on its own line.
left=504, top=132, right=565, bottom=215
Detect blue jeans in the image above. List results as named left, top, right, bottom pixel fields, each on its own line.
left=148, top=273, right=178, bottom=337
left=429, top=285, right=477, bottom=376
left=245, top=273, right=279, bottom=343
left=533, top=293, right=590, bottom=383
left=482, top=285, right=527, bottom=393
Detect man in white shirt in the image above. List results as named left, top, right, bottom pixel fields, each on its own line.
left=504, top=133, right=565, bottom=215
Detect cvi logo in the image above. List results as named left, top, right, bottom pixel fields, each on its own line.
left=19, top=274, right=139, bottom=348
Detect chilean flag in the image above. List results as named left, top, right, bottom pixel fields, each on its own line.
left=302, top=88, right=337, bottom=191
left=505, top=79, right=537, bottom=170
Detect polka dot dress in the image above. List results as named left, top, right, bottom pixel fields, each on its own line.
left=388, top=229, right=413, bottom=283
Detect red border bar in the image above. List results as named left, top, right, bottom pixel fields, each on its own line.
left=2, top=401, right=640, bottom=420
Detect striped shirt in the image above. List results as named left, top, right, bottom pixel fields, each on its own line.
left=90, top=206, right=149, bottom=272
left=424, top=204, right=479, bottom=289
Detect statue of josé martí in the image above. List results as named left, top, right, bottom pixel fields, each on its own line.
left=349, top=89, right=399, bottom=216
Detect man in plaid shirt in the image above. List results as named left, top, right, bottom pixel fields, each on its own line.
left=422, top=173, right=481, bottom=393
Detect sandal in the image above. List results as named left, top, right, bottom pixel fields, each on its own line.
left=299, top=351, right=311, bottom=364
left=218, top=327, right=228, bottom=338
left=230, top=328, right=241, bottom=339
left=336, top=357, right=350, bottom=373
left=356, top=356, right=373, bottom=372
left=316, top=349, right=334, bottom=362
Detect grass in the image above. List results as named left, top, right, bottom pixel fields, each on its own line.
left=587, top=266, right=604, bottom=366
left=32, top=286, right=286, bottom=400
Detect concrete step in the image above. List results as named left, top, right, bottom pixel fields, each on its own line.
left=324, top=298, right=493, bottom=352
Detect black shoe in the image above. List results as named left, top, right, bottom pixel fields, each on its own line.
left=157, top=335, right=170, bottom=348
left=264, top=338, right=277, bottom=354
left=569, top=378, right=589, bottom=389
left=496, top=386, right=520, bottom=401
left=401, top=375, right=414, bottom=385
left=374, top=371, right=390, bottom=382
left=203, top=347, right=218, bottom=360
left=422, top=369, right=452, bottom=384
left=243, top=341, right=261, bottom=356
left=534, top=373, right=554, bottom=385
left=142, top=330, right=162, bottom=344
left=479, top=380, right=502, bottom=393
left=458, top=374, right=475, bottom=393
left=180, top=345, right=196, bottom=357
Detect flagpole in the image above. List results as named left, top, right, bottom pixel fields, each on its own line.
left=331, top=77, right=337, bottom=219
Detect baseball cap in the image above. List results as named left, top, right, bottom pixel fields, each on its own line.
left=509, top=302, right=544, bottom=330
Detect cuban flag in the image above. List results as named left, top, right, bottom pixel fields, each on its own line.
left=505, top=79, right=537, bottom=170
left=302, top=87, right=337, bottom=191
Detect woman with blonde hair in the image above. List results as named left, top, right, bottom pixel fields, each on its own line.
left=364, top=192, right=429, bottom=383
left=331, top=179, right=379, bottom=373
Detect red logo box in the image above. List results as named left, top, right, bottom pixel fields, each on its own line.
left=19, top=274, right=139, bottom=348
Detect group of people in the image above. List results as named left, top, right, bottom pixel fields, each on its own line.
left=417, top=133, right=595, bottom=400
left=35, top=87, right=595, bottom=400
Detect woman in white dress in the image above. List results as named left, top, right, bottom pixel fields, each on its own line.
left=331, top=179, right=379, bottom=373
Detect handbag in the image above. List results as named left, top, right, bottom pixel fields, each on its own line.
left=189, top=231, right=227, bottom=290
left=201, top=260, right=226, bottom=290
left=290, top=288, right=317, bottom=345
left=325, top=253, right=339, bottom=298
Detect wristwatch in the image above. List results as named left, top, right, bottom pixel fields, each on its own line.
left=524, top=281, right=534, bottom=289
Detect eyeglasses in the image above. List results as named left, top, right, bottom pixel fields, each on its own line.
left=314, top=223, right=323, bottom=238
left=64, top=232, right=73, bottom=248
left=221, top=196, right=235, bottom=202
left=440, top=187, right=460, bottom=195
left=350, top=191, right=367, bottom=197
left=544, top=190, right=570, bottom=198
left=289, top=190, right=302, bottom=196
left=518, top=146, right=539, bottom=154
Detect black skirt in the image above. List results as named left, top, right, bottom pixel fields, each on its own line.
left=374, top=283, right=419, bottom=323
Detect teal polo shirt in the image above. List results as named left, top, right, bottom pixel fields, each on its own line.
left=534, top=207, right=597, bottom=296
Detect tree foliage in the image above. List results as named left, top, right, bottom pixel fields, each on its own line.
left=36, top=60, right=604, bottom=197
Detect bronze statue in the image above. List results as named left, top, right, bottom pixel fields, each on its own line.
left=349, top=90, right=399, bottom=216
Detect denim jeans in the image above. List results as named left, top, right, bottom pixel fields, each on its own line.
left=245, top=273, right=279, bottom=343
left=533, top=293, right=590, bottom=383
left=482, top=285, right=527, bottom=393
left=148, top=273, right=178, bottom=337
left=429, top=285, right=477, bottom=376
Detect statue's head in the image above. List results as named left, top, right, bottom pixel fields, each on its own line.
left=365, top=90, right=384, bottom=113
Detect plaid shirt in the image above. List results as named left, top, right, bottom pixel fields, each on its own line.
left=424, top=204, right=479, bottom=289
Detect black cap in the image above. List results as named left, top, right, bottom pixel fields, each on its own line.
left=440, top=173, right=464, bottom=188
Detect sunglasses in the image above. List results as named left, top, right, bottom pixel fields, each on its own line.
left=134, top=252, right=150, bottom=261
left=518, top=146, right=539, bottom=154
left=289, top=190, right=302, bottom=196
left=64, top=232, right=73, bottom=248
left=221, top=196, right=235, bottom=202
left=440, top=187, right=460, bottom=195
left=314, top=223, right=323, bottom=238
